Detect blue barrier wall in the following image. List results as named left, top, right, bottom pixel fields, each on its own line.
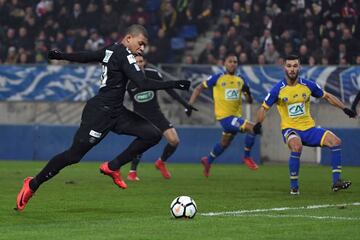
left=0, top=124, right=260, bottom=164
left=321, top=128, right=360, bottom=166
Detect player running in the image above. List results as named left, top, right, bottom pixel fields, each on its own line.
left=253, top=55, right=356, bottom=195
left=187, top=52, right=259, bottom=177
left=15, top=25, right=190, bottom=211
left=126, top=55, right=197, bottom=180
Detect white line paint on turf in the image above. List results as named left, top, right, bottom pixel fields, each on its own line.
left=234, top=214, right=360, bottom=221
left=201, top=202, right=360, bottom=216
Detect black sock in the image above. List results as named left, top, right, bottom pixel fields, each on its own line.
left=160, top=143, right=178, bottom=162
left=30, top=151, right=71, bottom=192
left=109, top=137, right=160, bottom=170
left=131, top=154, right=142, bottom=171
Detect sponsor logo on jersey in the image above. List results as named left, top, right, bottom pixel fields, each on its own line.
left=127, top=54, right=136, bottom=64
left=134, top=91, right=154, bottom=103
left=89, top=130, right=102, bottom=138
left=287, top=102, right=305, bottom=117
left=103, top=50, right=113, bottom=63
left=225, top=89, right=240, bottom=100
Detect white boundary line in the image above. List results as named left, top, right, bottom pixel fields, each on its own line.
left=201, top=202, right=360, bottom=216
left=231, top=214, right=360, bottom=221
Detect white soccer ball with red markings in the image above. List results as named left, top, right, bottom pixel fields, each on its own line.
left=170, top=196, right=197, bottom=219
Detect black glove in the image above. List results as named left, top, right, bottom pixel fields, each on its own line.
left=343, top=108, right=357, bottom=118
left=48, top=49, right=64, bottom=60
left=184, top=105, right=198, bottom=117
left=253, top=122, right=262, bottom=135
left=173, top=80, right=191, bottom=91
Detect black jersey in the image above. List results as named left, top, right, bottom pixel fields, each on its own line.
left=127, top=67, right=191, bottom=115
left=127, top=67, right=162, bottom=113
left=57, top=43, right=180, bottom=111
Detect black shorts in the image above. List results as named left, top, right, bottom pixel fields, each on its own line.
left=136, top=110, right=173, bottom=133
left=73, top=100, right=161, bottom=148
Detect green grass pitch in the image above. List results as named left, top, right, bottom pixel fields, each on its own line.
left=1, top=161, right=359, bottom=240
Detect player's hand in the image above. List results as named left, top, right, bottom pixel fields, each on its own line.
left=253, top=122, right=262, bottom=135
left=173, top=80, right=191, bottom=91
left=48, top=49, right=63, bottom=60
left=184, top=105, right=198, bottom=117
left=343, top=108, right=357, bottom=118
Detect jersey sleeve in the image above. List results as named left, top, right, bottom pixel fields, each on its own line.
left=262, top=83, right=280, bottom=109
left=202, top=73, right=221, bottom=88
left=59, top=48, right=104, bottom=63
left=307, top=80, right=325, bottom=98
left=119, top=49, right=176, bottom=90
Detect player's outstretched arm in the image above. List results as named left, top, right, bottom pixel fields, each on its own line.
left=253, top=106, right=268, bottom=135
left=165, top=89, right=198, bottom=116
left=323, top=92, right=356, bottom=118
left=48, top=49, right=104, bottom=63
left=351, top=91, right=360, bottom=112
left=185, top=84, right=205, bottom=117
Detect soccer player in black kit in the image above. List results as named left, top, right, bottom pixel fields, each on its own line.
left=126, top=55, right=197, bottom=180
left=15, top=24, right=190, bottom=211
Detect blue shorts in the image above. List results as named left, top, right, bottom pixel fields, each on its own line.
left=219, top=116, right=247, bottom=135
left=282, top=127, right=330, bottom=147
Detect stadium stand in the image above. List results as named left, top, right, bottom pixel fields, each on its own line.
left=1, top=0, right=359, bottom=65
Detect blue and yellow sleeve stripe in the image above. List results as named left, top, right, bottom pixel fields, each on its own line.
left=202, top=80, right=208, bottom=88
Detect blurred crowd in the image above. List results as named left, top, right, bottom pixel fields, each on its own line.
left=0, top=0, right=359, bottom=66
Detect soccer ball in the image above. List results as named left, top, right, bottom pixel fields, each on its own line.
left=170, top=196, right=197, bottom=219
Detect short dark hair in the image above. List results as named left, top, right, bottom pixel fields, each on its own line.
left=285, top=54, right=300, bottom=62
left=125, top=24, right=149, bottom=39
left=225, top=52, right=238, bottom=60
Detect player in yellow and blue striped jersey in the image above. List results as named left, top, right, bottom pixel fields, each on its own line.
left=188, top=53, right=259, bottom=177
left=254, top=55, right=356, bottom=195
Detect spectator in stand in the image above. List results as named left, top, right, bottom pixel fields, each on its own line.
left=198, top=41, right=215, bottom=64
left=298, top=44, right=309, bottom=64
left=160, top=0, right=177, bottom=37
left=187, top=0, right=212, bottom=34
left=314, top=38, right=335, bottom=64
left=249, top=37, right=262, bottom=64
left=336, top=43, right=350, bottom=64
left=100, top=4, right=119, bottom=35
left=308, top=55, right=316, bottom=66
left=264, top=43, right=280, bottom=64
left=257, top=54, right=266, bottom=65
left=239, top=52, right=249, bottom=65
left=340, top=28, right=358, bottom=63
left=216, top=44, right=227, bottom=61
left=84, top=29, right=104, bottom=51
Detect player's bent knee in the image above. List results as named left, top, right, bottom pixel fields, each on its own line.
left=168, top=138, right=179, bottom=147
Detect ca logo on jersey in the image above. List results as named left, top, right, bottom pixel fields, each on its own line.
left=134, top=91, right=154, bottom=103
left=225, top=89, right=240, bottom=100
left=287, top=102, right=305, bottom=117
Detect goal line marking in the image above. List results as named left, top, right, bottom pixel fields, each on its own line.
left=201, top=202, right=360, bottom=217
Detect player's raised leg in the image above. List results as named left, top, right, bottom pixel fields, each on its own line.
left=102, top=110, right=161, bottom=187
left=321, top=131, right=351, bottom=191
left=155, top=128, right=179, bottom=179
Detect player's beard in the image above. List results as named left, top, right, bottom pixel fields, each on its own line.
left=286, top=70, right=299, bottom=82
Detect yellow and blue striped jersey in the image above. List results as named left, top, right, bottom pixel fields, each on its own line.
left=203, top=72, right=248, bottom=120
left=262, top=78, right=326, bottom=131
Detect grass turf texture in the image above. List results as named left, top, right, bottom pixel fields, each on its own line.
left=1, top=161, right=359, bottom=240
